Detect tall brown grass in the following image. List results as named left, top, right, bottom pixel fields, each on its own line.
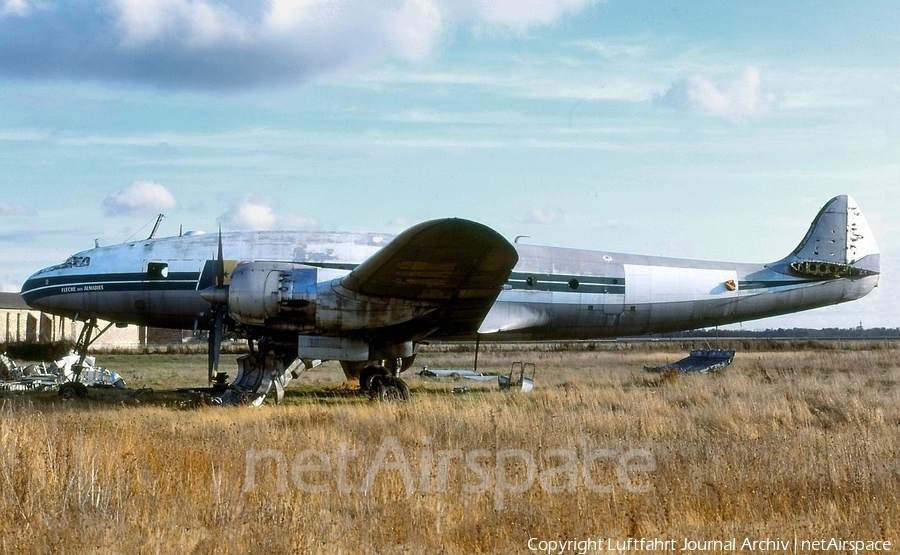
left=1, top=342, right=897, bottom=553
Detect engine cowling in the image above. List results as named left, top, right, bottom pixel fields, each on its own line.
left=227, top=262, right=317, bottom=329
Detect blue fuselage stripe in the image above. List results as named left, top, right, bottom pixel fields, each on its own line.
left=21, top=272, right=200, bottom=304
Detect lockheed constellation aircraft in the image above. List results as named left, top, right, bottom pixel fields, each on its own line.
left=21, top=195, right=879, bottom=402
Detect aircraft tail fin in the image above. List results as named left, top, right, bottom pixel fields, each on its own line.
left=774, top=195, right=880, bottom=278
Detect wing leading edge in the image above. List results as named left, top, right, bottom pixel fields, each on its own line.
left=340, top=218, right=519, bottom=338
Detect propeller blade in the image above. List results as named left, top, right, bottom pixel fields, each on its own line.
left=208, top=227, right=226, bottom=384
left=215, top=225, right=225, bottom=288
left=208, top=305, right=224, bottom=383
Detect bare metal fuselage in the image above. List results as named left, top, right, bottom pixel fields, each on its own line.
left=21, top=228, right=878, bottom=342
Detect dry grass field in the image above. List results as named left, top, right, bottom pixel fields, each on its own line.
left=1, top=341, right=898, bottom=554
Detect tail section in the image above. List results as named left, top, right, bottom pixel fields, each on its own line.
left=775, top=195, right=880, bottom=278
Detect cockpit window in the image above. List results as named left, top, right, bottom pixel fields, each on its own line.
left=36, top=255, right=91, bottom=275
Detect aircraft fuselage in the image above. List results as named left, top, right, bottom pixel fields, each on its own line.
left=21, top=228, right=878, bottom=341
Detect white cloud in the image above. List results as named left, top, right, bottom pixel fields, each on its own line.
left=0, top=202, right=34, bottom=216
left=472, top=0, right=599, bottom=33
left=113, top=0, right=248, bottom=48
left=526, top=208, right=560, bottom=225
left=0, top=0, right=35, bottom=18
left=660, top=66, right=780, bottom=122
left=1, top=281, right=22, bottom=292
left=219, top=196, right=318, bottom=231
left=0, top=0, right=604, bottom=88
left=220, top=199, right=276, bottom=231
left=102, top=180, right=178, bottom=216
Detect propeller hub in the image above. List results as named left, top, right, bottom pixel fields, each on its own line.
left=200, top=285, right=229, bottom=305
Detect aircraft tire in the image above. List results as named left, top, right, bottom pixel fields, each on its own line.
left=374, top=376, right=410, bottom=402
left=359, top=365, right=390, bottom=392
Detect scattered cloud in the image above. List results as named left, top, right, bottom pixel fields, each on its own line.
left=470, top=0, right=600, bottom=34
left=571, top=39, right=650, bottom=61
left=0, top=0, right=36, bottom=18
left=219, top=198, right=276, bottom=230
left=102, top=180, right=178, bottom=216
left=1, top=281, right=22, bottom=292
left=659, top=66, right=780, bottom=122
left=218, top=195, right=318, bottom=231
left=526, top=208, right=560, bottom=225
left=0, top=0, right=602, bottom=89
left=0, top=201, right=34, bottom=216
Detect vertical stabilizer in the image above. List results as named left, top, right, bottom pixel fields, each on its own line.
left=777, top=195, right=880, bottom=277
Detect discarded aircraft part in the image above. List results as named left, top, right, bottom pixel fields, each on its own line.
left=78, top=366, right=126, bottom=388
left=0, top=366, right=62, bottom=391
left=49, top=352, right=126, bottom=388
left=273, top=358, right=305, bottom=404
left=230, top=354, right=272, bottom=395
left=0, top=352, right=124, bottom=392
left=644, top=349, right=736, bottom=373
left=0, top=382, right=32, bottom=392
left=189, top=387, right=261, bottom=407
left=296, top=358, right=319, bottom=378
left=499, top=374, right=534, bottom=393
left=58, top=382, right=89, bottom=398
left=128, top=387, right=153, bottom=400
left=208, top=352, right=302, bottom=406
left=0, top=353, right=23, bottom=381
left=418, top=366, right=496, bottom=381
left=0, top=373, right=62, bottom=392
left=499, top=362, right=535, bottom=393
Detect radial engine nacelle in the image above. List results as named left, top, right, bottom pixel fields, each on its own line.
left=204, top=261, right=435, bottom=333
left=223, top=262, right=317, bottom=329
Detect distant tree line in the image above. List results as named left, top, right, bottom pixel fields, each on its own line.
left=643, top=327, right=900, bottom=340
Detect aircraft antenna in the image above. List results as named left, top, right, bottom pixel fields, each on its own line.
left=148, top=214, right=165, bottom=239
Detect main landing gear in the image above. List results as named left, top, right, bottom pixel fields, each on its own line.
left=342, top=358, right=412, bottom=402
left=358, top=364, right=411, bottom=402
left=205, top=332, right=415, bottom=405
left=210, top=355, right=411, bottom=405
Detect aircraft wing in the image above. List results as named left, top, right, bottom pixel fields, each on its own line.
left=340, top=218, right=518, bottom=337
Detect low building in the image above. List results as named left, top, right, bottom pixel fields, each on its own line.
left=1, top=291, right=144, bottom=348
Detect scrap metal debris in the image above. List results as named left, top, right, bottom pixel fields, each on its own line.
left=498, top=362, right=535, bottom=393
left=644, top=349, right=735, bottom=373
left=0, top=351, right=126, bottom=392
left=418, top=366, right=496, bottom=381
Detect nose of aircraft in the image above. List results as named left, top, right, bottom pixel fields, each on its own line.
left=21, top=269, right=50, bottom=311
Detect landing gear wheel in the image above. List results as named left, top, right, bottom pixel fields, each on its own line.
left=373, top=376, right=411, bottom=402
left=58, top=382, right=88, bottom=398
left=359, top=365, right=390, bottom=392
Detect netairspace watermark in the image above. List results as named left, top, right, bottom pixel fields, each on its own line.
left=242, top=436, right=656, bottom=509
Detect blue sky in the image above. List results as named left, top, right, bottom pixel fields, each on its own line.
left=1, top=0, right=897, bottom=329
